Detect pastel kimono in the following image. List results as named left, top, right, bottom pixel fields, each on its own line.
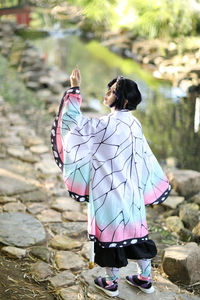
left=51, top=87, right=171, bottom=248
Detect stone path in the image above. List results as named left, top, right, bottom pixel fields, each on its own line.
left=0, top=98, right=199, bottom=300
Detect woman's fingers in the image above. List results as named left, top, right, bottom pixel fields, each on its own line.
left=70, top=66, right=81, bottom=87
left=70, top=69, right=75, bottom=78
left=75, top=69, right=81, bottom=80
left=75, top=66, right=81, bottom=80
left=72, top=67, right=78, bottom=77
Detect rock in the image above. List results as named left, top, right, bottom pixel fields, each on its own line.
left=49, top=83, right=62, bottom=94
left=44, top=94, right=59, bottom=105
left=184, top=203, right=199, bottom=211
left=162, top=242, right=200, bottom=284
left=167, top=169, right=200, bottom=197
left=0, top=212, right=46, bottom=247
left=21, top=62, right=44, bottom=73
left=30, top=144, right=49, bottom=154
left=58, top=286, right=84, bottom=300
left=190, top=193, right=200, bottom=205
left=154, top=56, right=165, bottom=66
left=22, top=48, right=39, bottom=58
left=37, top=209, right=62, bottom=223
left=50, top=187, right=67, bottom=197
left=26, top=81, right=40, bottom=90
left=179, top=203, right=199, bottom=230
left=49, top=270, right=76, bottom=288
left=20, top=153, right=40, bottom=163
left=18, top=190, right=48, bottom=203
left=86, top=290, right=106, bottom=300
left=16, top=126, right=35, bottom=137
left=166, top=157, right=179, bottom=168
left=7, top=145, right=26, bottom=158
left=30, top=261, right=53, bottom=282
left=21, top=70, right=41, bottom=83
left=7, top=113, right=26, bottom=125
left=3, top=201, right=26, bottom=212
left=48, top=103, right=58, bottom=114
left=1, top=23, right=14, bottom=35
left=2, top=246, right=26, bottom=258
left=167, top=189, right=178, bottom=196
left=0, top=196, right=17, bottom=203
left=39, top=76, right=62, bottom=94
left=49, top=69, right=69, bottom=86
left=80, top=242, right=91, bottom=261
left=162, top=196, right=185, bottom=210
left=0, top=168, right=37, bottom=196
left=22, top=136, right=43, bottom=147
left=51, top=197, right=82, bottom=212
left=62, top=211, right=87, bottom=222
left=166, top=216, right=184, bottom=233
left=39, top=76, right=55, bottom=87
left=163, top=208, right=179, bottom=218
left=82, top=207, right=87, bottom=215
left=179, top=79, right=194, bottom=93
left=26, top=202, right=48, bottom=214
left=55, top=251, right=85, bottom=271
left=82, top=261, right=196, bottom=300
left=35, top=154, right=60, bottom=175
left=178, top=228, right=196, bottom=242
left=49, top=222, right=87, bottom=238
left=36, top=89, right=52, bottom=100
left=29, top=246, right=51, bottom=263
left=20, top=56, right=41, bottom=68
left=0, top=135, right=22, bottom=146
left=50, top=235, right=82, bottom=250
left=0, top=158, right=35, bottom=177
left=192, top=222, right=200, bottom=237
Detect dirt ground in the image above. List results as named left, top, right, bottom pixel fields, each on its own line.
left=0, top=255, right=55, bottom=300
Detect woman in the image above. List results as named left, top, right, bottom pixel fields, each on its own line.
left=51, top=65, right=171, bottom=297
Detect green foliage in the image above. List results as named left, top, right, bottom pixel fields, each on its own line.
left=85, top=41, right=159, bottom=89
left=65, top=0, right=200, bottom=38
left=0, top=55, right=44, bottom=110
left=0, top=0, right=32, bottom=8
left=129, top=0, right=195, bottom=38
left=135, top=94, right=200, bottom=171
left=20, top=0, right=200, bottom=38
left=4, top=0, right=198, bottom=38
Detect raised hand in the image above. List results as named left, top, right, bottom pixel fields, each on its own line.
left=70, top=65, right=81, bottom=87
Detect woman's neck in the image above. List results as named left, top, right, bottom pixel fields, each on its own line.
left=110, top=107, right=117, bottom=113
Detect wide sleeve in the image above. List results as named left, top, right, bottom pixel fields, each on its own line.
left=141, top=134, right=171, bottom=206
left=51, top=87, right=93, bottom=202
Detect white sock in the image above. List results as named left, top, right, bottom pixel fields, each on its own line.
left=136, top=259, right=151, bottom=279
left=105, top=267, right=119, bottom=281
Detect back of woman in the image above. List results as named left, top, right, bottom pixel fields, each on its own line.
left=51, top=66, right=171, bottom=297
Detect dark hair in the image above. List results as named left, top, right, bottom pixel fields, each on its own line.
left=107, top=76, right=142, bottom=110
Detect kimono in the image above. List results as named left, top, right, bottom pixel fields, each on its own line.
left=51, top=87, right=171, bottom=249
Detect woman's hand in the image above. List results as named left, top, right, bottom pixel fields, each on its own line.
left=70, top=65, right=81, bottom=87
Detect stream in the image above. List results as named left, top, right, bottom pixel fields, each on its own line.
left=23, top=27, right=200, bottom=171
left=32, top=31, right=177, bottom=107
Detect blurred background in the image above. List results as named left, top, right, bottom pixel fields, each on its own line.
left=0, top=2, right=200, bottom=298
left=0, top=0, right=200, bottom=170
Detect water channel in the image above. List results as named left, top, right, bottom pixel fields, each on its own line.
left=29, top=27, right=199, bottom=171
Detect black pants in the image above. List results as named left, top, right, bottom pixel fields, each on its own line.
left=94, top=239, right=157, bottom=268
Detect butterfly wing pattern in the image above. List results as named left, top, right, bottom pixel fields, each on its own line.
left=51, top=87, right=171, bottom=248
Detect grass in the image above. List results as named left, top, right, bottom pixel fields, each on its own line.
left=0, top=54, right=53, bottom=142
left=149, top=224, right=177, bottom=245
left=86, top=40, right=160, bottom=89
left=0, top=55, right=45, bottom=111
